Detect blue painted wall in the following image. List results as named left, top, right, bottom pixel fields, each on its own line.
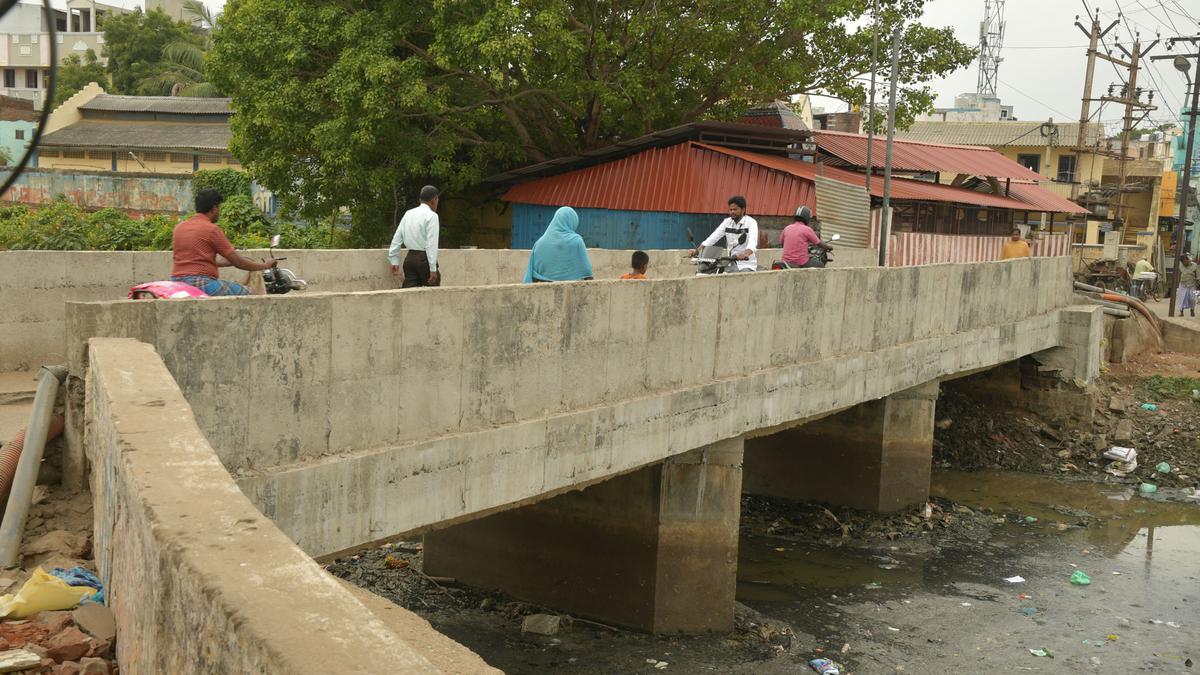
left=0, top=120, right=35, bottom=166
left=511, top=204, right=724, bottom=249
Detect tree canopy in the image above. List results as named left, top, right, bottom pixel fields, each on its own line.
left=208, top=0, right=975, bottom=242
left=101, top=8, right=204, bottom=95
left=52, top=49, right=107, bottom=107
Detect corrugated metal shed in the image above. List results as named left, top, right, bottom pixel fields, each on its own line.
left=698, top=143, right=1078, bottom=213
left=813, top=130, right=1043, bottom=180
left=39, top=120, right=231, bottom=152
left=512, top=204, right=718, bottom=249
left=813, top=175, right=871, bottom=247
left=79, top=95, right=233, bottom=115
left=1005, top=181, right=1091, bottom=215
left=895, top=121, right=1104, bottom=148
left=502, top=142, right=815, bottom=217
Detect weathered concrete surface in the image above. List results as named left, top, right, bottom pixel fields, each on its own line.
left=424, top=440, right=743, bottom=633
left=1162, top=317, right=1200, bottom=354
left=0, top=246, right=875, bottom=371
left=743, top=381, right=939, bottom=512
left=85, top=338, right=496, bottom=674
left=67, top=258, right=1090, bottom=558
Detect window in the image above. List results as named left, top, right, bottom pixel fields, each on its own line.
left=3, top=69, right=14, bottom=88
left=14, top=130, right=23, bottom=140
left=197, top=154, right=223, bottom=165
left=60, top=150, right=84, bottom=159
left=39, top=149, right=57, bottom=158
left=24, top=70, right=36, bottom=89
left=1016, top=154, right=1040, bottom=173
left=1056, top=154, right=1076, bottom=183
left=171, top=153, right=192, bottom=164
left=41, top=70, right=48, bottom=89
left=88, top=151, right=112, bottom=160
left=141, top=151, right=167, bottom=162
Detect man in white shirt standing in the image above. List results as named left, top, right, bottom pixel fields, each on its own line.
left=388, top=185, right=442, bottom=287
left=693, top=195, right=759, bottom=272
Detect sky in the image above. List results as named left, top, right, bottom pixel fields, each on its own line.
left=842, top=0, right=1200, bottom=132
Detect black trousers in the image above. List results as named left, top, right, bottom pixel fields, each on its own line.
left=402, top=250, right=440, bottom=288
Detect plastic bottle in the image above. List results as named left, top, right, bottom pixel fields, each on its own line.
left=1139, top=483, right=1158, bottom=494
left=809, top=658, right=840, bottom=675
left=1070, top=570, right=1092, bottom=585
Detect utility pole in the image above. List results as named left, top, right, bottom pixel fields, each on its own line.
left=865, top=0, right=879, bottom=191
left=1109, top=37, right=1158, bottom=242
left=1071, top=12, right=1116, bottom=203
left=1152, top=38, right=1200, bottom=317
left=878, top=25, right=902, bottom=268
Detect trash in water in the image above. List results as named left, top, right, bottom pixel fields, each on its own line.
left=1155, top=462, right=1171, bottom=474
left=960, top=602, right=972, bottom=607
left=1070, top=571, right=1092, bottom=585
left=1018, top=593, right=1032, bottom=600
left=864, top=582, right=883, bottom=590
left=1106, top=634, right=1119, bottom=641
left=886, top=626, right=901, bottom=632
left=655, top=663, right=668, bottom=670
left=808, top=658, right=840, bottom=674
left=1105, top=458, right=1138, bottom=477
left=1167, top=622, right=1182, bottom=628
left=1023, top=516, right=1038, bottom=524
left=1141, top=403, right=1158, bottom=411
left=1028, top=648, right=1053, bottom=658
left=1004, top=576, right=1026, bottom=583
left=1018, top=607, right=1037, bottom=617
left=1138, top=483, right=1158, bottom=494
left=1103, top=446, right=1137, bottom=462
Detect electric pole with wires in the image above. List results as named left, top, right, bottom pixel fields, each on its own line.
left=1108, top=37, right=1159, bottom=243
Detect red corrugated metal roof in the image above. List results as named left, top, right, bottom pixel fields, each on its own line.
left=502, top=141, right=1088, bottom=216
left=501, top=142, right=814, bottom=216
left=696, top=143, right=1086, bottom=213
left=813, top=130, right=1044, bottom=181
left=1006, top=181, right=1091, bottom=215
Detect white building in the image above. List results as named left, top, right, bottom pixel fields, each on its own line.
left=918, top=92, right=1016, bottom=123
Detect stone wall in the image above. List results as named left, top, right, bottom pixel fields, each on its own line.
left=67, top=258, right=1087, bottom=557
left=0, top=246, right=877, bottom=371
left=85, top=337, right=497, bottom=674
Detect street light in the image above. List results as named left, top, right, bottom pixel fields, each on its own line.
left=1177, top=55, right=1193, bottom=76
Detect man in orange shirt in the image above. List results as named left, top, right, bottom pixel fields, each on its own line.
left=1000, top=228, right=1031, bottom=260
left=170, top=189, right=275, bottom=295
left=620, top=251, right=650, bottom=279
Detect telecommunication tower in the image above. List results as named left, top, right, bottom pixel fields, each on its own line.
left=976, top=0, right=1006, bottom=96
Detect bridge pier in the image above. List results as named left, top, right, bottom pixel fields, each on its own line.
left=423, top=439, right=743, bottom=633
left=743, top=381, right=939, bottom=512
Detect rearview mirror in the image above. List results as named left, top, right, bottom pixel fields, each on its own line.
left=686, top=228, right=695, bottom=244
left=270, top=234, right=281, bottom=248
left=830, top=234, right=841, bottom=242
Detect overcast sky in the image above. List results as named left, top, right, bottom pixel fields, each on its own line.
left=848, top=0, right=1199, bottom=132
left=189, top=0, right=1198, bottom=132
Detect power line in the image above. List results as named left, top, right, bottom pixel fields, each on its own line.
left=997, top=77, right=1078, bottom=119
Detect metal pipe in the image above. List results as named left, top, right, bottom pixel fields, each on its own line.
left=0, top=365, right=67, bottom=568
left=1102, top=307, right=1132, bottom=317
left=864, top=0, right=879, bottom=191
left=877, top=24, right=902, bottom=267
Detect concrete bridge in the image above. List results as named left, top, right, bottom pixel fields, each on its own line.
left=63, top=254, right=1100, bottom=670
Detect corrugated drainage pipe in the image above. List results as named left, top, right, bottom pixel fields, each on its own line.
left=1099, top=292, right=1161, bottom=335
left=0, top=366, right=67, bottom=569
left=0, top=414, right=64, bottom=518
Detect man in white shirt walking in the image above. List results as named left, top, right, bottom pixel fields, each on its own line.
left=388, top=185, right=442, bottom=287
left=693, top=195, right=759, bottom=272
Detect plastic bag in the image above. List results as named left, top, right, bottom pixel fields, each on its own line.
left=243, top=269, right=267, bottom=295
left=0, top=568, right=96, bottom=619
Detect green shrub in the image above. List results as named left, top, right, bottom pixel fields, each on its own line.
left=192, top=168, right=252, bottom=199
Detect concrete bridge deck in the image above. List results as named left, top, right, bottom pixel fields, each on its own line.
left=62, top=255, right=1101, bottom=670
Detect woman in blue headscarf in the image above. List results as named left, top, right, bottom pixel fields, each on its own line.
left=523, top=206, right=594, bottom=283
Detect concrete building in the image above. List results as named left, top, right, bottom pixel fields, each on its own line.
left=0, top=0, right=133, bottom=109
left=917, top=92, right=1016, bottom=122
left=812, top=109, right=862, bottom=134
left=0, top=94, right=36, bottom=163
left=35, top=82, right=238, bottom=173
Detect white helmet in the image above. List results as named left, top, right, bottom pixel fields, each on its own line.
left=794, top=206, right=812, bottom=224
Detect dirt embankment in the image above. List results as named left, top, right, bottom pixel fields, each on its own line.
left=934, top=352, right=1200, bottom=493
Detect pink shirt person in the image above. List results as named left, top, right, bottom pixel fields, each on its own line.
left=780, top=220, right=821, bottom=266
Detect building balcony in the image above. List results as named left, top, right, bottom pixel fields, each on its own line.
left=0, top=32, right=106, bottom=68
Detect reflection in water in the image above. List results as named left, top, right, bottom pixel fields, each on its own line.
left=738, top=470, right=1200, bottom=601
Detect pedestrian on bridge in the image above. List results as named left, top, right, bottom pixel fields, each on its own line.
left=388, top=185, right=442, bottom=288
left=523, top=206, right=594, bottom=283
left=1177, top=253, right=1199, bottom=317
left=1000, top=228, right=1031, bottom=260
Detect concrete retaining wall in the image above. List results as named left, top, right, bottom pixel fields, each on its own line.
left=0, top=246, right=876, bottom=371
left=67, top=257, right=1083, bottom=556
left=86, top=337, right=497, bottom=674
left=0, top=168, right=194, bottom=215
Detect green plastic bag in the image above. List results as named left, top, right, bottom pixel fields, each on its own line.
left=1070, top=570, right=1091, bottom=586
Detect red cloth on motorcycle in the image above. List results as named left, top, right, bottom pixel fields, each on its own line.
left=779, top=221, right=820, bottom=266
left=171, top=214, right=236, bottom=279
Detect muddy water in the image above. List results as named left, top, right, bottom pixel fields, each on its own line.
left=738, top=470, right=1200, bottom=673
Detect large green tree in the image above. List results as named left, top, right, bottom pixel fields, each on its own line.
left=208, top=0, right=974, bottom=242
left=101, top=8, right=203, bottom=95
left=51, top=49, right=107, bottom=107
left=143, top=0, right=222, bottom=97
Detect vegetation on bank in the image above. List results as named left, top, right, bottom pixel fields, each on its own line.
left=0, top=170, right=348, bottom=251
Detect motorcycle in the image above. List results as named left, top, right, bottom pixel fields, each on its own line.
left=771, top=234, right=841, bottom=270
left=690, top=244, right=742, bottom=275
left=129, top=235, right=308, bottom=299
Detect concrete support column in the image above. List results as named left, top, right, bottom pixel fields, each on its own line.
left=743, top=380, right=939, bottom=512
left=423, top=438, right=743, bottom=634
